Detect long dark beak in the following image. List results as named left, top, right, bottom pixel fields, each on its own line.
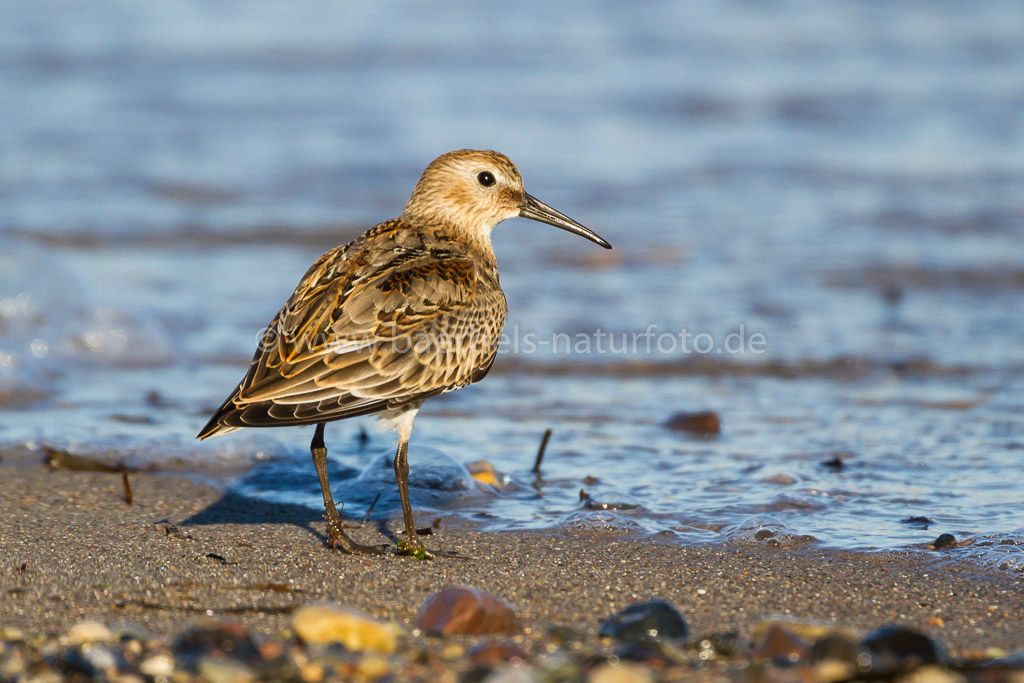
left=519, top=193, right=612, bottom=249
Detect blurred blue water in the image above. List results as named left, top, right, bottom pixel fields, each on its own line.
left=1, top=2, right=1022, bottom=560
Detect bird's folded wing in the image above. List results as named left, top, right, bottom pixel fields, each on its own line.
left=231, top=249, right=503, bottom=417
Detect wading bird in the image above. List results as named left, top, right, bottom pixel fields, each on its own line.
left=198, top=149, right=610, bottom=557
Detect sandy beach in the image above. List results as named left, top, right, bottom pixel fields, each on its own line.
left=2, top=464, right=1021, bottom=655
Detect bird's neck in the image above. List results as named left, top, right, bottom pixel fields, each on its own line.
left=405, top=214, right=498, bottom=264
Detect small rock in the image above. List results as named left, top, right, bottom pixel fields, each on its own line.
left=172, top=622, right=263, bottom=670
left=139, top=653, right=175, bottom=677
left=299, top=661, right=326, bottom=683
left=598, top=599, right=689, bottom=646
left=198, top=656, right=256, bottom=683
left=663, top=411, right=720, bottom=436
left=292, top=605, right=400, bottom=653
left=467, top=460, right=502, bottom=487
left=484, top=665, right=538, bottom=683
left=755, top=620, right=831, bottom=643
left=112, top=674, right=146, bottom=683
left=814, top=659, right=857, bottom=683
left=64, top=620, right=114, bottom=645
left=1, top=626, right=25, bottom=641
left=861, top=625, right=944, bottom=673
left=821, top=455, right=845, bottom=471
left=611, top=642, right=665, bottom=663
left=356, top=654, right=391, bottom=680
left=258, top=650, right=303, bottom=682
left=752, top=624, right=810, bottom=664
left=51, top=648, right=97, bottom=678
left=116, top=623, right=156, bottom=643
left=901, top=665, right=967, bottom=683
left=470, top=642, right=530, bottom=666
left=810, top=632, right=859, bottom=665
left=902, top=516, right=935, bottom=529
left=440, top=643, right=465, bottom=660
left=80, top=644, right=119, bottom=673
left=588, top=661, right=654, bottom=683
left=416, top=586, right=521, bottom=636
left=932, top=533, right=957, bottom=549
left=536, top=654, right=583, bottom=682
left=761, top=474, right=797, bottom=486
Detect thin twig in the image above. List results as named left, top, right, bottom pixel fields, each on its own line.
left=121, top=470, right=133, bottom=505
left=532, top=428, right=553, bottom=475
left=362, top=492, right=381, bottom=523
left=344, top=493, right=382, bottom=529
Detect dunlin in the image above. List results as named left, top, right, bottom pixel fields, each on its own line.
left=198, top=149, right=610, bottom=557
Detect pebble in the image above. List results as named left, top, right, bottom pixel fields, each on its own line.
left=483, top=664, right=538, bottom=683
left=810, top=632, right=859, bottom=665
left=467, top=459, right=502, bottom=487
left=299, top=661, right=326, bottom=682
left=470, top=642, right=530, bottom=666
left=814, top=659, right=857, bottom=683
left=751, top=624, right=810, bottom=664
left=588, top=661, right=654, bottom=683
left=416, top=586, right=521, bottom=636
left=356, top=654, right=391, bottom=680
left=1, top=627, right=25, bottom=641
left=52, top=648, right=97, bottom=678
left=139, top=653, right=175, bottom=677
left=80, top=643, right=119, bottom=673
left=901, top=665, right=968, bottom=683
left=598, top=599, right=689, bottom=646
left=64, top=620, right=114, bottom=645
left=292, top=605, right=400, bottom=654
left=441, top=643, right=466, bottom=660
left=172, top=622, right=263, bottom=670
left=197, top=655, right=257, bottom=683
left=663, top=411, right=720, bottom=436
left=861, top=625, right=944, bottom=673
left=821, top=455, right=845, bottom=471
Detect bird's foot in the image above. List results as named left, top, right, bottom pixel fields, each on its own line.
left=395, top=537, right=434, bottom=560
left=325, top=512, right=388, bottom=555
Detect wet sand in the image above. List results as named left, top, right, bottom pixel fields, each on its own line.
left=1, top=466, right=1021, bottom=654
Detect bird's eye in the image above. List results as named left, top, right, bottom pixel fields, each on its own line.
left=477, top=171, right=496, bottom=187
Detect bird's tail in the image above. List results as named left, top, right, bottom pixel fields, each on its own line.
left=196, top=419, right=239, bottom=440
left=196, top=385, right=243, bottom=440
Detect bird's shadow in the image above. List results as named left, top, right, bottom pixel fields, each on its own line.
left=178, top=439, right=480, bottom=549
left=180, top=489, right=332, bottom=545
left=178, top=456, right=403, bottom=546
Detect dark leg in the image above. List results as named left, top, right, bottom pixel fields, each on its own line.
left=310, top=423, right=385, bottom=555
left=393, top=434, right=432, bottom=559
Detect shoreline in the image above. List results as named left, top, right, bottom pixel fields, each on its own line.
left=1, top=465, right=1021, bottom=654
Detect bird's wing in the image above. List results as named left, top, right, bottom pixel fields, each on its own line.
left=200, top=244, right=506, bottom=432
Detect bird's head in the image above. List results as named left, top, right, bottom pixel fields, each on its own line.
left=403, top=149, right=611, bottom=250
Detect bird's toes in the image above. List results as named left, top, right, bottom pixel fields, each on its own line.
left=395, top=538, right=434, bottom=560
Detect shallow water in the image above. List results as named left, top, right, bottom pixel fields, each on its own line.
left=2, top=2, right=1023, bottom=564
